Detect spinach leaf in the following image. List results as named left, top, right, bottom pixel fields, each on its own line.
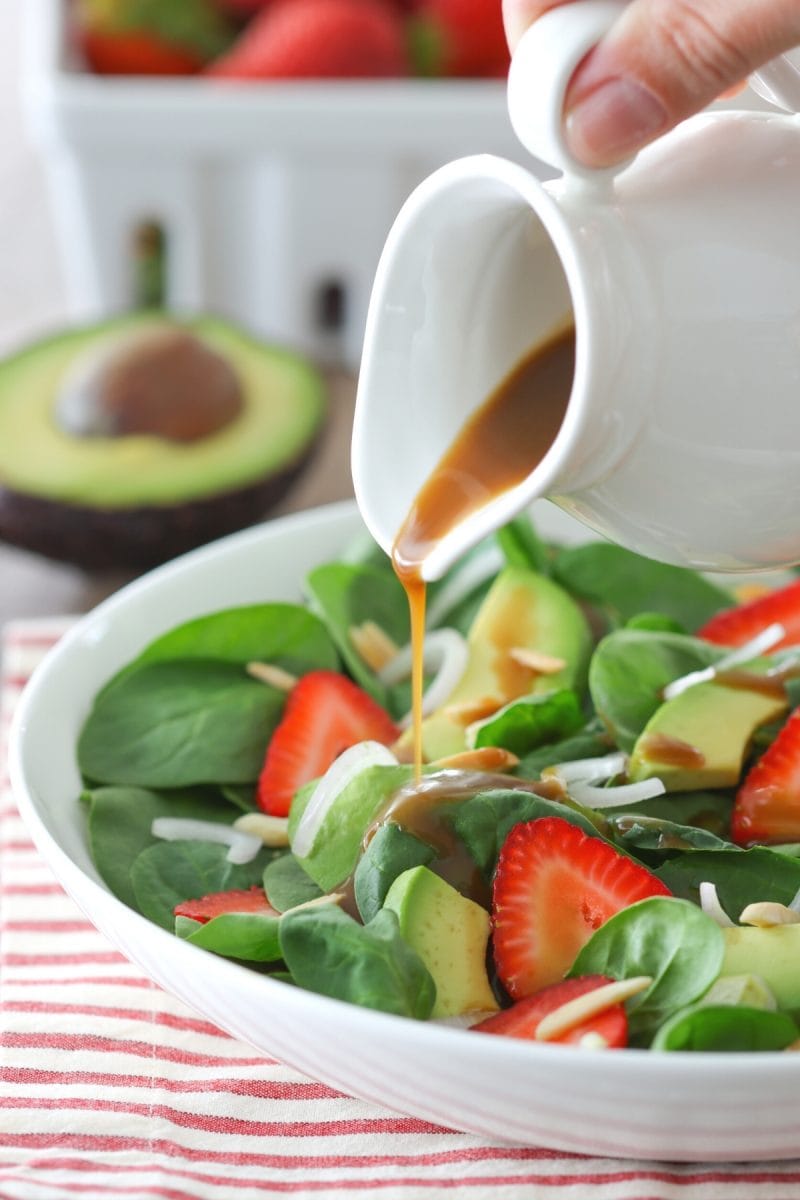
left=451, top=789, right=603, bottom=882
left=279, top=904, right=436, bottom=1019
left=514, top=727, right=613, bottom=780
left=178, top=911, right=282, bottom=962
left=354, top=824, right=436, bottom=923
left=625, top=613, right=686, bottom=633
left=657, top=848, right=800, bottom=917
left=552, top=543, right=730, bottom=631
left=86, top=784, right=237, bottom=910
left=607, top=813, right=734, bottom=858
left=79, top=660, right=283, bottom=787
left=588, top=630, right=723, bottom=751
left=651, top=1004, right=798, bottom=1052
left=620, top=790, right=733, bottom=838
left=262, top=854, right=323, bottom=912
left=305, top=563, right=409, bottom=706
left=495, top=514, right=550, bottom=574
left=220, top=784, right=258, bottom=813
left=130, top=840, right=274, bottom=930
left=570, top=896, right=725, bottom=1041
left=133, top=604, right=340, bottom=675
left=470, top=690, right=584, bottom=757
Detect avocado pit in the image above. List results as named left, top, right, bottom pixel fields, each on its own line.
left=54, top=326, right=244, bottom=443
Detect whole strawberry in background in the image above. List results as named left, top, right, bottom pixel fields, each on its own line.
left=409, top=0, right=509, bottom=77
left=74, top=0, right=237, bottom=75
left=208, top=0, right=410, bottom=79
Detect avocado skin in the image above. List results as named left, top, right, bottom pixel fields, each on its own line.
left=0, top=434, right=322, bottom=570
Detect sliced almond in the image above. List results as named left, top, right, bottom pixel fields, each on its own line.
left=509, top=647, right=567, bottom=675
left=349, top=621, right=400, bottom=673
left=432, top=746, right=520, bottom=773
left=443, top=695, right=504, bottom=725
left=246, top=661, right=298, bottom=692
left=535, top=976, right=653, bottom=1042
left=233, top=812, right=290, bottom=848
left=283, top=892, right=345, bottom=915
left=739, top=902, right=800, bottom=928
left=578, top=1031, right=609, bottom=1050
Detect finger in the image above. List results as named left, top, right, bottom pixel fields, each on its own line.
left=564, top=0, right=800, bottom=166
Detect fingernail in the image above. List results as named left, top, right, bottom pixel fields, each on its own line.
left=565, top=77, right=668, bottom=167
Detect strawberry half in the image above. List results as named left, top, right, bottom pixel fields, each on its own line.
left=697, top=579, right=800, bottom=651
left=732, top=707, right=800, bottom=845
left=174, top=886, right=276, bottom=924
left=491, top=816, right=671, bottom=999
left=257, top=669, right=400, bottom=817
left=473, top=974, right=627, bottom=1047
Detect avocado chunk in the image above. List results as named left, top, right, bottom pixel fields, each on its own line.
left=0, top=314, right=325, bottom=568
left=720, top=926, right=800, bottom=1013
left=627, top=677, right=788, bottom=791
left=406, top=565, right=592, bottom=762
left=382, top=866, right=498, bottom=1018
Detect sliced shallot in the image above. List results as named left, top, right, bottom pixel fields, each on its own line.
left=663, top=622, right=786, bottom=701
left=699, top=881, right=736, bottom=928
left=568, top=777, right=666, bottom=809
left=291, top=740, right=399, bottom=859
left=379, top=628, right=469, bottom=727
left=150, top=817, right=261, bottom=865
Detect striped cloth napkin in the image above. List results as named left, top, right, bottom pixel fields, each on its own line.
left=4, top=620, right=800, bottom=1200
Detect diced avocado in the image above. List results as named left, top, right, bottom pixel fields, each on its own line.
left=288, top=764, right=412, bottom=894
left=406, top=566, right=592, bottom=762
left=382, top=866, right=498, bottom=1019
left=628, top=678, right=788, bottom=791
left=701, top=973, right=777, bottom=1011
left=720, top=926, right=800, bottom=1013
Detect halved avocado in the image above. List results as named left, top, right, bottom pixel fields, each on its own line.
left=0, top=313, right=326, bottom=568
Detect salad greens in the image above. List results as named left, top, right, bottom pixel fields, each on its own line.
left=76, top=514, right=800, bottom=1052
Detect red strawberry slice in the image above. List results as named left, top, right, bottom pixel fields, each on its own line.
left=473, top=974, right=628, bottom=1047
left=732, top=707, right=800, bottom=846
left=257, top=670, right=400, bottom=817
left=492, top=817, right=671, bottom=1000
left=697, top=579, right=800, bottom=651
left=174, top=886, right=276, bottom=924
left=410, top=0, right=510, bottom=77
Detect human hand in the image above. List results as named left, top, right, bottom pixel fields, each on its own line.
left=503, top=0, right=800, bottom=166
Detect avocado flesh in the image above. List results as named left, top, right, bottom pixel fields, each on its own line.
left=720, top=927, right=800, bottom=1013
left=627, top=676, right=788, bottom=792
left=406, top=566, right=591, bottom=763
left=383, top=865, right=498, bottom=1018
left=0, top=314, right=325, bottom=567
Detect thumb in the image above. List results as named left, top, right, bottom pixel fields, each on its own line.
left=553, top=0, right=800, bottom=167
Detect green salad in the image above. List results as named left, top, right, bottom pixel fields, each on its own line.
left=77, top=515, right=800, bottom=1052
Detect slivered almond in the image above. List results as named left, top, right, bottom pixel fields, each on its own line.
left=535, top=976, right=653, bottom=1042
left=578, top=1032, right=610, bottom=1050
left=733, top=583, right=773, bottom=604
left=739, top=902, right=800, bottom=928
left=443, top=695, right=504, bottom=725
left=509, top=647, right=567, bottom=675
left=233, top=812, right=290, bottom=848
left=349, top=621, right=400, bottom=672
left=284, top=892, right=345, bottom=915
left=247, top=661, right=298, bottom=691
left=432, top=746, right=520, bottom=772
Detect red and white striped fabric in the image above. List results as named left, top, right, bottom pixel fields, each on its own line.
left=4, top=621, right=800, bottom=1200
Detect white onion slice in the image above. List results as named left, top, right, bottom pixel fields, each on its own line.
left=291, top=740, right=399, bottom=859
left=663, top=622, right=786, bottom=701
left=788, top=884, right=800, bottom=914
left=425, top=544, right=505, bottom=629
left=379, top=628, right=469, bottom=727
left=568, top=777, right=666, bottom=809
left=151, top=817, right=261, bottom=865
left=699, top=881, right=736, bottom=928
left=545, top=751, right=628, bottom=785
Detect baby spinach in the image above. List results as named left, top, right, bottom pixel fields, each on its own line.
left=86, top=784, right=237, bottom=910
left=552, top=542, right=730, bottom=630
left=514, top=727, right=613, bottom=780
left=607, top=813, right=733, bottom=859
left=570, top=896, right=725, bottom=1042
left=177, top=911, right=282, bottom=962
left=589, top=630, right=723, bottom=751
left=470, top=689, right=584, bottom=757
left=652, top=1004, right=798, bottom=1052
left=130, top=840, right=275, bottom=931
left=658, top=847, right=800, bottom=916
left=79, top=660, right=284, bottom=787
left=262, top=853, right=323, bottom=912
left=279, top=904, right=436, bottom=1019
left=622, top=790, right=733, bottom=838
left=354, top=824, right=436, bottom=923
left=495, top=514, right=550, bottom=575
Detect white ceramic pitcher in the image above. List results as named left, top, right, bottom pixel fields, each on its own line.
left=352, top=0, right=800, bottom=580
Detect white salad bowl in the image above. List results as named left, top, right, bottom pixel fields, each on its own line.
left=9, top=499, right=800, bottom=1163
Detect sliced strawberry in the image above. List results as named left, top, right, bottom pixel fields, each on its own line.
left=80, top=29, right=204, bottom=74
left=257, top=670, right=400, bottom=817
left=732, top=707, right=800, bottom=845
left=491, top=817, right=671, bottom=1000
left=473, top=974, right=627, bottom=1047
left=174, top=886, right=275, bottom=924
left=409, top=0, right=510, bottom=77
left=697, top=579, right=800, bottom=651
